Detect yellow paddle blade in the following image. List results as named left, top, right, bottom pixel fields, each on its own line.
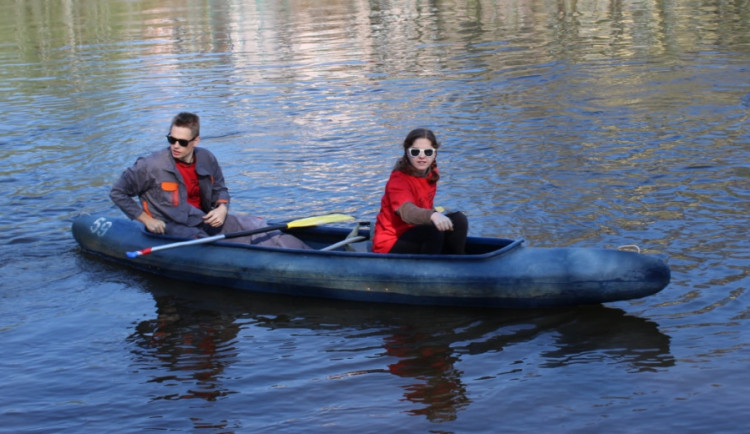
left=286, top=213, right=355, bottom=228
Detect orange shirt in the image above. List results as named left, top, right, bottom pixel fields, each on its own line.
left=373, top=169, right=437, bottom=253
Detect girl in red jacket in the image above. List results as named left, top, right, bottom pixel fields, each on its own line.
left=373, top=128, right=468, bottom=254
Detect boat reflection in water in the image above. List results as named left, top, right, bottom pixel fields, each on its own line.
left=124, top=278, right=674, bottom=424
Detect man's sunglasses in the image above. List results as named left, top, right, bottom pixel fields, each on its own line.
left=408, top=148, right=435, bottom=157
left=166, top=134, right=197, bottom=147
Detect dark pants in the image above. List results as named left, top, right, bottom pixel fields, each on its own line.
left=389, top=211, right=468, bottom=254
left=165, top=214, right=310, bottom=249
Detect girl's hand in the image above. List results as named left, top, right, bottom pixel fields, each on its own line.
left=430, top=212, right=453, bottom=231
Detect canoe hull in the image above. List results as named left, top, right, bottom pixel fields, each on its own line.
left=71, top=214, right=670, bottom=308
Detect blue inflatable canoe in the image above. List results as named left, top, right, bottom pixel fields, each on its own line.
left=71, top=214, right=670, bottom=308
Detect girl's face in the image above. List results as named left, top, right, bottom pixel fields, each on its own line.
left=406, top=137, right=436, bottom=172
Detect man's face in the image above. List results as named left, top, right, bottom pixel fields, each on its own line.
left=168, top=125, right=199, bottom=163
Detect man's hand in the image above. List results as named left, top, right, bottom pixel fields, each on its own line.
left=203, top=203, right=228, bottom=227
left=136, top=213, right=166, bottom=234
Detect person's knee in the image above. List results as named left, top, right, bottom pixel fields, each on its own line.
left=166, top=223, right=207, bottom=239
left=448, top=211, right=468, bottom=232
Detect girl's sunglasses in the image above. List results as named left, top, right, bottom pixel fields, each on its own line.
left=408, top=148, right=435, bottom=158
left=166, top=134, right=197, bottom=147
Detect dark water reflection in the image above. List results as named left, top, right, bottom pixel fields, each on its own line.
left=129, top=295, right=242, bottom=402
left=128, top=281, right=673, bottom=426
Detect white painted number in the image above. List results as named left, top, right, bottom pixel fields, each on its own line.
left=90, top=217, right=112, bottom=237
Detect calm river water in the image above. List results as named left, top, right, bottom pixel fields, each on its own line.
left=1, top=0, right=749, bottom=432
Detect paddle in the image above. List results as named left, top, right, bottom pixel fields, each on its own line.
left=126, top=213, right=354, bottom=258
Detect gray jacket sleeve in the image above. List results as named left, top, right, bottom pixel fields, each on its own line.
left=109, top=157, right=153, bottom=220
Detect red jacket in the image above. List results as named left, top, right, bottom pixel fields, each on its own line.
left=373, top=169, right=437, bottom=253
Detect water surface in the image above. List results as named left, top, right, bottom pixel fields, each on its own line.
left=1, top=0, right=749, bottom=432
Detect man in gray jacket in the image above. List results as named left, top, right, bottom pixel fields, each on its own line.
left=110, top=112, right=308, bottom=248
